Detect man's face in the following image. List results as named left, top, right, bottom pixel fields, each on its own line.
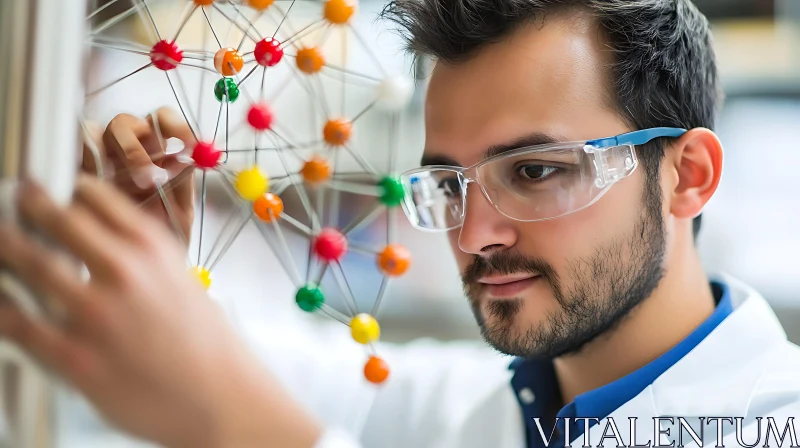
left=423, top=14, right=668, bottom=358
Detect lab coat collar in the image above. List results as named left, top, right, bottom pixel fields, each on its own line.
left=649, top=274, right=786, bottom=418
left=568, top=281, right=733, bottom=422
left=578, top=276, right=787, bottom=446
left=580, top=274, right=787, bottom=445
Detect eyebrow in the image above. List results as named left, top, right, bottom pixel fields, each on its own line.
left=419, top=132, right=567, bottom=167
left=419, top=153, right=462, bottom=167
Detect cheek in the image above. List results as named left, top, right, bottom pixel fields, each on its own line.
left=443, top=172, right=646, bottom=277
left=447, top=229, right=471, bottom=271
left=517, top=173, right=646, bottom=268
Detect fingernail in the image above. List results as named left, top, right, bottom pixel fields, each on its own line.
left=132, top=166, right=169, bottom=189
left=164, top=155, right=192, bottom=175
left=175, top=150, right=194, bottom=165
left=152, top=166, right=169, bottom=185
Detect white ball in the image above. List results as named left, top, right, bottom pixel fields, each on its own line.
left=375, top=75, right=414, bottom=110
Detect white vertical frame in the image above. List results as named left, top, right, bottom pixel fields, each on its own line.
left=0, top=0, right=87, bottom=447
left=24, top=0, right=87, bottom=204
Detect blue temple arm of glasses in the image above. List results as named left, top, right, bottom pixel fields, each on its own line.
left=586, top=127, right=688, bottom=148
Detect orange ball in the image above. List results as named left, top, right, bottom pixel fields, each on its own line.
left=364, top=356, right=390, bottom=384
left=214, top=48, right=244, bottom=76
left=377, top=244, right=411, bottom=277
left=296, top=47, right=325, bottom=74
left=254, top=193, right=284, bottom=222
left=324, top=0, right=356, bottom=25
left=194, top=0, right=215, bottom=5
left=323, top=118, right=352, bottom=146
left=247, top=0, right=274, bottom=10
left=301, top=156, right=331, bottom=184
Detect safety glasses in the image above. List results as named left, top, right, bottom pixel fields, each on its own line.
left=399, top=128, right=686, bottom=232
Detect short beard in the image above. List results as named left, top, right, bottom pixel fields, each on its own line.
left=462, top=182, right=667, bottom=359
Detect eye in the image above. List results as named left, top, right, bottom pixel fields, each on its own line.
left=437, top=177, right=461, bottom=198
left=517, top=164, right=558, bottom=180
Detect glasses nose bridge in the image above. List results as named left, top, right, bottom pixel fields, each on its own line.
left=460, top=166, right=479, bottom=187
left=458, top=167, right=492, bottom=219
left=457, top=169, right=479, bottom=207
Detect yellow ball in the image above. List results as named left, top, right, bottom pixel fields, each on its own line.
left=350, top=313, right=380, bottom=344
left=190, top=266, right=211, bottom=289
left=235, top=167, right=269, bottom=201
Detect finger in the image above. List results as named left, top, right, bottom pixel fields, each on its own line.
left=145, top=107, right=195, bottom=175
left=81, top=121, right=107, bottom=176
left=73, top=176, right=144, bottom=237
left=162, top=158, right=195, bottom=230
left=149, top=107, right=197, bottom=147
left=102, top=114, right=167, bottom=191
left=0, top=221, right=89, bottom=312
left=149, top=108, right=196, bottom=223
left=15, top=180, right=125, bottom=274
left=73, top=174, right=178, bottom=249
left=0, top=305, right=97, bottom=382
left=74, top=172, right=170, bottom=241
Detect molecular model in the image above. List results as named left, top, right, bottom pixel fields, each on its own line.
left=84, top=0, right=416, bottom=386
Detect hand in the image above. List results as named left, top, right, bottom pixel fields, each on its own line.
left=0, top=176, right=322, bottom=448
left=83, top=108, right=196, bottom=242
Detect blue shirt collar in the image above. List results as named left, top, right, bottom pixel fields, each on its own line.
left=510, top=281, right=734, bottom=444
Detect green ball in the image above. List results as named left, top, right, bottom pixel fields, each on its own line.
left=295, top=284, right=325, bottom=312
left=379, top=176, right=405, bottom=207
left=214, top=78, right=239, bottom=103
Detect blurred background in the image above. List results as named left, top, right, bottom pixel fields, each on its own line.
left=673, top=0, right=800, bottom=339
left=82, top=0, right=800, bottom=343
left=140, top=0, right=800, bottom=343
left=13, top=0, right=800, bottom=446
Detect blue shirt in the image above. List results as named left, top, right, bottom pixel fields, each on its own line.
left=509, top=281, right=733, bottom=448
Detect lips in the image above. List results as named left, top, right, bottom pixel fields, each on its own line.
left=478, top=274, right=541, bottom=298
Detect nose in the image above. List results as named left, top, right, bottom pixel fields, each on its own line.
left=457, top=182, right=518, bottom=255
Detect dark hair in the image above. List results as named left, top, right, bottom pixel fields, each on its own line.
left=380, top=0, right=721, bottom=239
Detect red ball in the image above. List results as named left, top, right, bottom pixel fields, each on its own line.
left=254, top=38, right=284, bottom=67
left=150, top=40, right=183, bottom=71
left=192, top=141, right=221, bottom=169
left=313, top=228, right=348, bottom=262
left=247, top=103, right=273, bottom=131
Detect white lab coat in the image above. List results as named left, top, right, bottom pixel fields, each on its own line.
left=234, top=275, right=800, bottom=448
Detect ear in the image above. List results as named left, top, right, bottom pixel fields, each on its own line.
left=667, top=128, right=723, bottom=219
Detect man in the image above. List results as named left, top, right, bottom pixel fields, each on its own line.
left=1, top=0, right=799, bottom=447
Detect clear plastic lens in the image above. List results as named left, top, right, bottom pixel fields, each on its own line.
left=401, top=144, right=638, bottom=231
left=477, top=147, right=597, bottom=221
left=403, top=169, right=465, bottom=230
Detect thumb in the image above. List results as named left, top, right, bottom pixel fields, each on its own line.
left=148, top=107, right=197, bottom=149
left=161, top=155, right=195, bottom=225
